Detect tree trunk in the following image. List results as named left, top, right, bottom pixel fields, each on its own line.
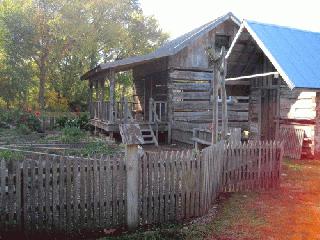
left=38, top=55, right=47, bottom=110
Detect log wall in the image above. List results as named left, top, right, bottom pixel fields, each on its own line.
left=169, top=69, right=249, bottom=144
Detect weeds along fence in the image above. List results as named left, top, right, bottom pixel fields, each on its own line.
left=0, top=141, right=283, bottom=234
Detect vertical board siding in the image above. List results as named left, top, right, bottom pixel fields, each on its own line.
left=0, top=141, right=282, bottom=234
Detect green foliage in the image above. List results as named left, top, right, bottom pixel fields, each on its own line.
left=55, top=116, right=68, bottom=128
left=19, top=112, right=41, bottom=132
left=56, top=113, right=89, bottom=130
left=16, top=123, right=32, bottom=135
left=0, top=149, right=24, bottom=161
left=60, top=126, right=86, bottom=144
left=0, top=0, right=168, bottom=109
left=0, top=108, right=41, bottom=132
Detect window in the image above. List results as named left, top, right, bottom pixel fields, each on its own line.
left=215, top=35, right=230, bottom=51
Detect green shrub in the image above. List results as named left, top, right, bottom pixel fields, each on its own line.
left=56, top=113, right=89, bottom=130
left=16, top=124, right=32, bottom=135
left=0, top=109, right=41, bottom=132
left=24, top=113, right=41, bottom=132
left=56, top=116, right=69, bottom=128
left=0, top=150, right=24, bottom=161
left=77, top=113, right=90, bottom=130
left=61, top=126, right=86, bottom=143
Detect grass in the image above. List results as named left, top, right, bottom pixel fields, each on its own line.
left=209, top=193, right=266, bottom=239
left=284, top=159, right=303, bottom=171
left=64, top=141, right=124, bottom=157
left=0, top=127, right=44, bottom=145
left=100, top=224, right=187, bottom=240
left=99, top=193, right=266, bottom=240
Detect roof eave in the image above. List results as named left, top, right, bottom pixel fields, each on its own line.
left=81, top=65, right=104, bottom=81
left=82, top=12, right=241, bottom=79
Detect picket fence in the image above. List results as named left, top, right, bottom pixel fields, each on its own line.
left=0, top=141, right=283, bottom=234
left=279, top=126, right=305, bottom=159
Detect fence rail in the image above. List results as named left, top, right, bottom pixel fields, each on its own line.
left=0, top=141, right=283, bottom=234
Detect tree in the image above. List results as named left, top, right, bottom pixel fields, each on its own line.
left=0, top=0, right=34, bottom=108
left=0, top=0, right=169, bottom=111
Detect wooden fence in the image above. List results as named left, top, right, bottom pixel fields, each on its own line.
left=0, top=141, right=283, bottom=234
left=279, top=126, right=305, bottom=159
left=0, top=151, right=126, bottom=233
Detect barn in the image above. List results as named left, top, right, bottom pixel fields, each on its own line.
left=81, top=12, right=320, bottom=159
left=226, top=20, right=320, bottom=158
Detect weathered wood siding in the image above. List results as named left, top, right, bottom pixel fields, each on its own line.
left=280, top=88, right=316, bottom=120
left=169, top=68, right=249, bottom=144
left=169, top=20, right=239, bottom=69
left=247, top=56, right=317, bottom=156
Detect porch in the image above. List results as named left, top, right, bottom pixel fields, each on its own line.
left=89, top=97, right=168, bottom=144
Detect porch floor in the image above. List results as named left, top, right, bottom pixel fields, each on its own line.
left=90, top=118, right=168, bottom=133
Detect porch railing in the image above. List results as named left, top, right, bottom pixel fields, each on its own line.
left=91, top=97, right=135, bottom=123
left=91, top=98, right=168, bottom=124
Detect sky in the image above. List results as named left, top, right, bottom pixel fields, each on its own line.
left=140, top=0, right=320, bottom=39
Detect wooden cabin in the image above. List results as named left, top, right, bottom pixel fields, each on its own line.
left=81, top=12, right=244, bottom=145
left=81, top=13, right=320, bottom=159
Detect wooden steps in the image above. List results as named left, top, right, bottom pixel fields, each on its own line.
left=140, top=125, right=159, bottom=146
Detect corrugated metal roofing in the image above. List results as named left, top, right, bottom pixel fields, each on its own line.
left=82, top=12, right=240, bottom=79
left=245, top=20, right=320, bottom=89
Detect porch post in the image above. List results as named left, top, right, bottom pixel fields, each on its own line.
left=88, top=81, right=93, bottom=118
left=220, top=48, right=228, bottom=140
left=275, top=75, right=281, bottom=141
left=212, top=71, right=219, bottom=144
left=167, top=70, right=173, bottom=144
left=109, top=70, right=115, bottom=123
left=94, top=80, right=99, bottom=119
left=100, top=78, right=105, bottom=102
left=100, top=78, right=106, bottom=121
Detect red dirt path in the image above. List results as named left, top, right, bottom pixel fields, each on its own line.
left=210, top=160, right=320, bottom=240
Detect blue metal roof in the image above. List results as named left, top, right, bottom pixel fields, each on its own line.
left=245, top=20, right=320, bottom=89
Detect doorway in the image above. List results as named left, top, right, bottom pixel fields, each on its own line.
left=260, top=88, right=278, bottom=140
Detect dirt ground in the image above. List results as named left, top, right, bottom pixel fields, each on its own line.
left=209, top=160, right=320, bottom=240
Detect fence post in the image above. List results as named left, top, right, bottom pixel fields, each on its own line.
left=119, top=123, right=144, bottom=230
left=126, top=144, right=139, bottom=230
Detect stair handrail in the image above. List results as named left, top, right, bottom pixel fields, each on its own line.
left=149, top=98, right=162, bottom=143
